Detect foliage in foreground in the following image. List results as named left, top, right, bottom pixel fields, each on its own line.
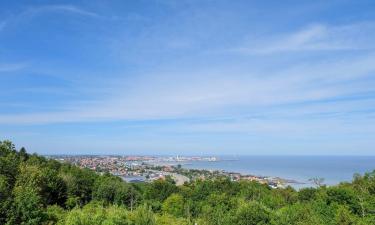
left=1, top=140, right=375, bottom=225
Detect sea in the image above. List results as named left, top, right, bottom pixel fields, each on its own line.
left=181, top=156, right=375, bottom=189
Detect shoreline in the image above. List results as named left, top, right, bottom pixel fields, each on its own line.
left=147, top=160, right=304, bottom=186
left=49, top=155, right=375, bottom=188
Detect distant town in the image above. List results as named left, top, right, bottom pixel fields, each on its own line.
left=49, top=155, right=297, bottom=188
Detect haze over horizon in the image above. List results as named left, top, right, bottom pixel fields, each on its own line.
left=1, top=0, right=375, bottom=155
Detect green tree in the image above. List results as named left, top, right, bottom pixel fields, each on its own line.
left=45, top=205, right=66, bottom=224
left=60, top=165, right=97, bottom=207
left=271, top=202, right=324, bottom=225
left=335, top=205, right=355, bottom=225
left=144, top=179, right=177, bottom=203
left=92, top=175, right=140, bottom=209
left=298, top=187, right=317, bottom=202
left=103, top=205, right=131, bottom=225
left=352, top=172, right=375, bottom=218
left=63, top=203, right=106, bottom=225
left=326, top=186, right=359, bottom=214
left=0, top=175, right=12, bottom=224
left=238, top=180, right=270, bottom=202
left=0, top=140, right=20, bottom=188
left=131, top=205, right=155, bottom=225
left=15, top=163, right=67, bottom=206
left=8, top=186, right=46, bottom=225
left=19, top=147, right=29, bottom=162
left=162, top=193, right=185, bottom=217
left=234, top=201, right=271, bottom=225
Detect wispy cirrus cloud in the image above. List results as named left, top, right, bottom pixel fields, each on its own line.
left=0, top=21, right=6, bottom=31
left=0, top=4, right=99, bottom=31
left=1, top=51, right=374, bottom=125
left=0, top=62, right=28, bottom=72
left=231, top=23, right=375, bottom=54
left=28, top=4, right=99, bottom=18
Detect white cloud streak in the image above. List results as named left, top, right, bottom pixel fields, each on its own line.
left=0, top=62, right=28, bottom=72
left=0, top=4, right=99, bottom=31
left=1, top=51, right=374, bottom=125
left=232, top=23, right=375, bottom=54
left=29, top=5, right=99, bottom=18
left=0, top=21, right=6, bottom=31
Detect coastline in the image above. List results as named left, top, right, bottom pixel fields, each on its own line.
left=48, top=155, right=375, bottom=189
left=179, top=156, right=375, bottom=188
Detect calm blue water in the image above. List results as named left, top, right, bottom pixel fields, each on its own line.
left=182, top=156, right=375, bottom=188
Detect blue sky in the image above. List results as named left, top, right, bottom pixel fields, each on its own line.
left=1, top=0, right=375, bottom=155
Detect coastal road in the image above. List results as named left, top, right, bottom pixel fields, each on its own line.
left=170, top=173, right=190, bottom=186
left=150, top=170, right=190, bottom=185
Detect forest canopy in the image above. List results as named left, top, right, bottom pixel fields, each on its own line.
left=1, top=140, right=375, bottom=225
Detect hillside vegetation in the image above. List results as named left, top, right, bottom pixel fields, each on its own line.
left=1, top=140, right=375, bottom=225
